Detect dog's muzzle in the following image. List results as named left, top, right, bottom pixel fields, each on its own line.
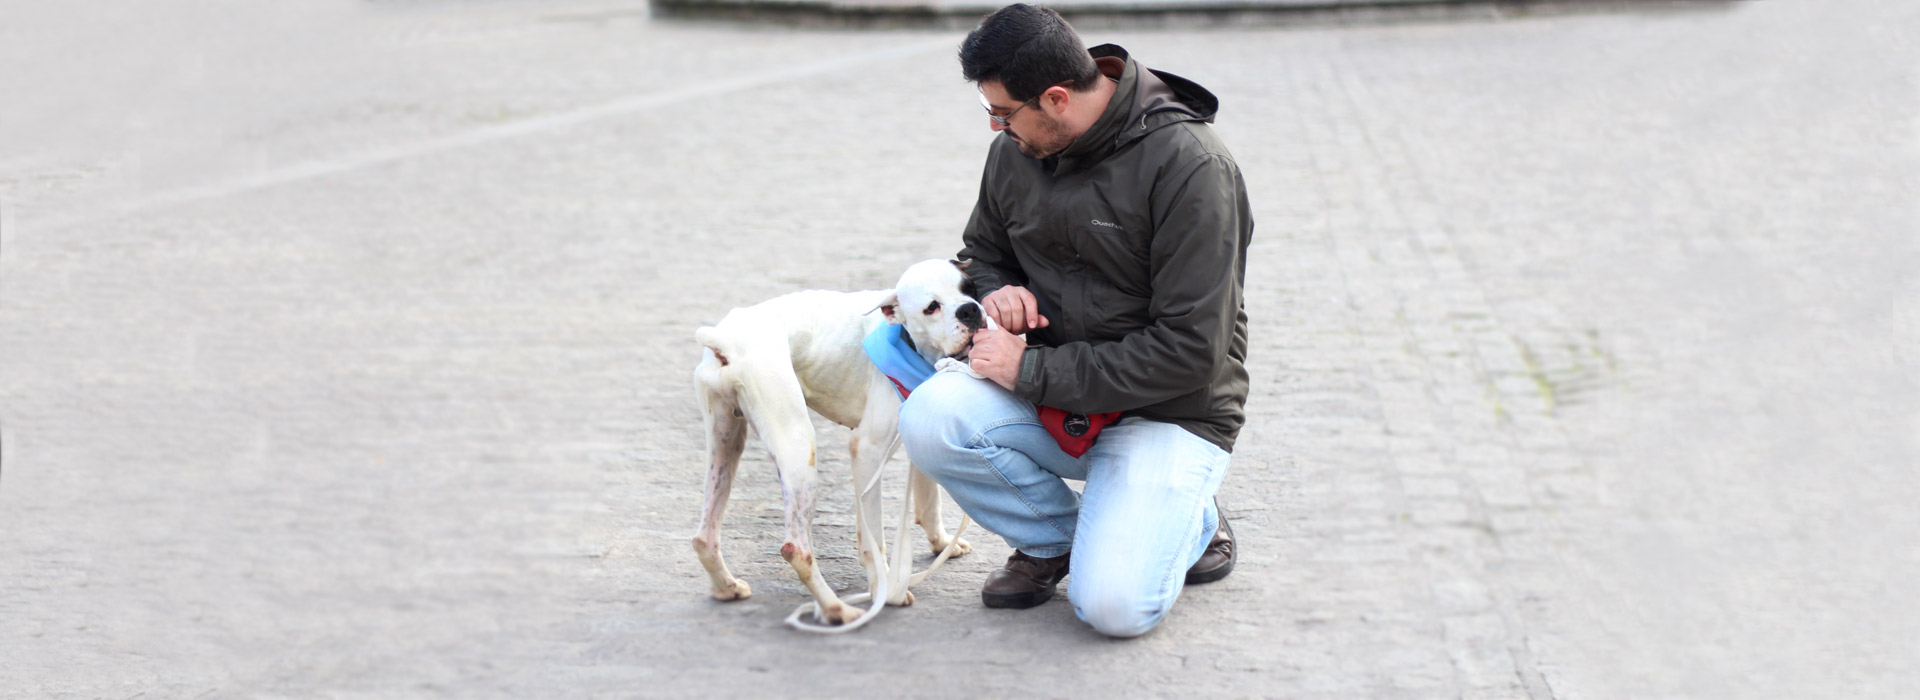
left=956, top=302, right=985, bottom=332
left=951, top=335, right=975, bottom=362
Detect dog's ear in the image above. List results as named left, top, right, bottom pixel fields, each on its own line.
left=868, top=291, right=904, bottom=324
left=951, top=259, right=981, bottom=300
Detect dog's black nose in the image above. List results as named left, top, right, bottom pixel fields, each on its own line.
left=956, top=301, right=984, bottom=331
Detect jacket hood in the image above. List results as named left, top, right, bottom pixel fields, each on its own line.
left=1053, top=44, right=1219, bottom=174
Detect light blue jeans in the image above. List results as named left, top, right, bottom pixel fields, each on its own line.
left=898, top=371, right=1230, bottom=638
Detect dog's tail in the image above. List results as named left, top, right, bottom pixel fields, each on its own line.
left=693, top=323, right=812, bottom=467
left=694, top=326, right=732, bottom=367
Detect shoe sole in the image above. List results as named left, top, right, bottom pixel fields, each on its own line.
left=982, top=584, right=1056, bottom=609
left=1184, top=558, right=1233, bottom=585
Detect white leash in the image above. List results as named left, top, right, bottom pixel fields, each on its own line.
left=785, top=459, right=972, bottom=634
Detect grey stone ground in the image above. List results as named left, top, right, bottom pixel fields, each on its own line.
left=2, top=1, right=1915, bottom=697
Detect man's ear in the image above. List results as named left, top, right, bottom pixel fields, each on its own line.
left=1041, top=84, right=1070, bottom=114
left=868, top=291, right=904, bottom=325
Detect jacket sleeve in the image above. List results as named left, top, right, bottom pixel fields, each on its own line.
left=955, top=146, right=1025, bottom=297
left=1016, top=152, right=1250, bottom=413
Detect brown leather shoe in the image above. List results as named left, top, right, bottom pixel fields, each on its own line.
left=982, top=550, right=1071, bottom=609
left=1186, top=501, right=1234, bottom=585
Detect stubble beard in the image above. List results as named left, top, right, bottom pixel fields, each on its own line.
left=1010, top=112, right=1072, bottom=160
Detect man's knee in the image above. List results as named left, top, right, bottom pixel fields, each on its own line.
left=1069, top=573, right=1172, bottom=638
left=1073, top=588, right=1169, bottom=638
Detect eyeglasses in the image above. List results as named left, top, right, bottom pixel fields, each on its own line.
left=979, top=82, right=1069, bottom=127
left=980, top=92, right=1039, bottom=128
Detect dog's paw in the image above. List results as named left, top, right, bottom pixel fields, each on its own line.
left=886, top=590, right=915, bottom=607
left=935, top=357, right=986, bottom=379
left=931, top=536, right=974, bottom=558
left=711, top=578, right=753, bottom=601
left=817, top=601, right=862, bottom=625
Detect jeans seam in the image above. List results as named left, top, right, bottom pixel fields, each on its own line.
left=968, top=416, right=1039, bottom=439
left=1155, top=450, right=1228, bottom=608
left=967, top=418, right=1075, bottom=550
left=1158, top=497, right=1207, bottom=604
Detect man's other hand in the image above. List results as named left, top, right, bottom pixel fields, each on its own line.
left=967, top=328, right=1024, bottom=391
left=981, top=286, right=1050, bottom=334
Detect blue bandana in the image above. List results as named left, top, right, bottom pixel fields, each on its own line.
left=863, top=323, right=935, bottom=398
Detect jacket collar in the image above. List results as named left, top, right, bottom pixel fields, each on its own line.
left=1048, top=44, right=1219, bottom=175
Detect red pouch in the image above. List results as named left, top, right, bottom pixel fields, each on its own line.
left=1038, top=406, right=1123, bottom=458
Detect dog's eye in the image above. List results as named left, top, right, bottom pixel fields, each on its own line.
left=923, top=301, right=941, bottom=315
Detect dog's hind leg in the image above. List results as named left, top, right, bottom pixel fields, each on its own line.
left=692, top=356, right=753, bottom=601
left=739, top=364, right=861, bottom=625
left=910, top=465, right=973, bottom=558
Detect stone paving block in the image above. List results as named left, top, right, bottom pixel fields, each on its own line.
left=1471, top=473, right=1536, bottom=510
left=1488, top=510, right=1539, bottom=535
left=1408, top=500, right=1477, bottom=527
left=1432, top=577, right=1496, bottom=614
left=1401, top=475, right=1463, bottom=499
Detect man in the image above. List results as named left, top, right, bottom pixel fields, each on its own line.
left=898, top=3, right=1252, bottom=638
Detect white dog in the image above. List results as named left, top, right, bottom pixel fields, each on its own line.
left=690, top=259, right=983, bottom=625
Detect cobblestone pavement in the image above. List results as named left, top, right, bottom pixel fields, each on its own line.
left=2, top=1, right=1914, bottom=697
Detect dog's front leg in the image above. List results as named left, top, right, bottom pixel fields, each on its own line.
left=853, top=391, right=914, bottom=607
left=909, top=465, right=973, bottom=558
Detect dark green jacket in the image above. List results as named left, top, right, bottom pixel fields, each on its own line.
left=959, top=44, right=1253, bottom=453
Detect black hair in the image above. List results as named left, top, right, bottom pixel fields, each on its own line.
left=957, top=4, right=1100, bottom=102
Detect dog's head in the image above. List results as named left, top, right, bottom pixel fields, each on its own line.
left=873, top=259, right=988, bottom=365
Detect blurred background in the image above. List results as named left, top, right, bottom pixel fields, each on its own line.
left=1, top=1, right=1914, bottom=697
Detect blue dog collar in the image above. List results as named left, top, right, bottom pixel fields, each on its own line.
left=863, top=324, right=935, bottom=396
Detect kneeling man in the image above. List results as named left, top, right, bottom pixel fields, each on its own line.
left=899, top=3, right=1253, bottom=638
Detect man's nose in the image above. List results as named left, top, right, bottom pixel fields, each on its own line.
left=988, top=118, right=1006, bottom=132
left=956, top=301, right=984, bottom=330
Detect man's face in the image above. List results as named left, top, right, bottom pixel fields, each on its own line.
left=980, top=81, right=1072, bottom=160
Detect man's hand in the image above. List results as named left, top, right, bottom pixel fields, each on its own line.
left=967, top=327, right=1025, bottom=391
left=982, top=286, right=1050, bottom=334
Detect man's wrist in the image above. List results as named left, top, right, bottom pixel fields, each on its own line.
left=993, top=344, right=1023, bottom=391
left=1013, top=345, right=1044, bottom=400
